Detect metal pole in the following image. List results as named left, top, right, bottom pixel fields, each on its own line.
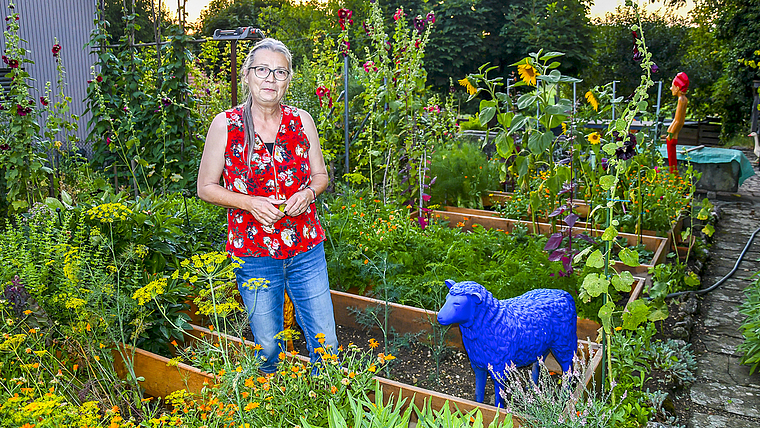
left=344, top=54, right=350, bottom=176
left=611, top=81, right=618, bottom=122
left=652, top=80, right=663, bottom=168
left=231, top=41, right=238, bottom=106
left=573, top=81, right=577, bottom=134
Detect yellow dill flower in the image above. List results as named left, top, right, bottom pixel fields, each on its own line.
left=517, top=63, right=538, bottom=86
left=585, top=91, right=599, bottom=111
left=132, top=278, right=167, bottom=306
left=85, top=202, right=133, bottom=224
left=587, top=132, right=601, bottom=145
left=458, top=77, right=477, bottom=96
left=65, top=298, right=86, bottom=310
left=561, top=123, right=567, bottom=134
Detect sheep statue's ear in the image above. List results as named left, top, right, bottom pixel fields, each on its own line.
left=444, top=279, right=455, bottom=289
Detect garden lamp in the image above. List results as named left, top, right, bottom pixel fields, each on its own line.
left=212, top=27, right=266, bottom=106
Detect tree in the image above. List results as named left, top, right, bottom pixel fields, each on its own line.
left=379, top=0, right=592, bottom=93
left=197, top=0, right=284, bottom=36
left=681, top=0, right=728, bottom=120
left=100, top=0, right=173, bottom=44
left=714, top=0, right=760, bottom=135
left=581, top=6, right=688, bottom=104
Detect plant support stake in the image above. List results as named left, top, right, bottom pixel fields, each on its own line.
left=344, top=54, right=350, bottom=175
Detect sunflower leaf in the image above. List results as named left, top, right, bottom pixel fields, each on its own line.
left=539, top=51, right=565, bottom=61
left=517, top=93, right=537, bottom=110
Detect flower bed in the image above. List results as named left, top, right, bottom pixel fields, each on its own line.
left=176, top=286, right=650, bottom=413
left=430, top=207, right=668, bottom=275
left=480, top=190, right=685, bottom=247
left=113, top=324, right=517, bottom=426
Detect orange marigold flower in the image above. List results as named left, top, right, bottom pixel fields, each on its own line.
left=330, top=386, right=338, bottom=394
left=368, top=338, right=379, bottom=349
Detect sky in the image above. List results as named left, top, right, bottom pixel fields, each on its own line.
left=172, top=0, right=695, bottom=26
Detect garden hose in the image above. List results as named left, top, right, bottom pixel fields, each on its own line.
left=664, top=225, right=760, bottom=299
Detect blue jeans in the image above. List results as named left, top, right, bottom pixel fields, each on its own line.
left=235, top=242, right=339, bottom=373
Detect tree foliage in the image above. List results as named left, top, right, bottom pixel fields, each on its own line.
left=379, top=0, right=592, bottom=92
left=100, top=0, right=173, bottom=44
left=714, top=0, right=760, bottom=135
left=582, top=6, right=688, bottom=104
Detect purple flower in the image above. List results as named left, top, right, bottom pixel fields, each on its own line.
left=651, top=63, right=659, bottom=73
left=16, top=104, right=31, bottom=116
left=613, top=131, right=637, bottom=161
left=8, top=58, right=18, bottom=68
left=39, top=97, right=48, bottom=106
left=0, top=143, right=9, bottom=150
left=414, top=16, right=425, bottom=34
left=52, top=43, right=61, bottom=57
left=426, top=12, right=435, bottom=23
left=632, top=47, right=642, bottom=62
left=601, top=157, right=608, bottom=171
left=96, top=75, right=103, bottom=83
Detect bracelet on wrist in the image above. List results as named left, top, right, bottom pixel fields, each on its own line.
left=305, top=186, right=317, bottom=201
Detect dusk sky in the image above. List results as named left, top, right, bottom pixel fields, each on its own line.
left=172, top=0, right=695, bottom=26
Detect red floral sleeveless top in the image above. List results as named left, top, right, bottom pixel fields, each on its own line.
left=223, top=104, right=325, bottom=259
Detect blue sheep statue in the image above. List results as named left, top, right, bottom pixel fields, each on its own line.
left=437, top=279, right=577, bottom=405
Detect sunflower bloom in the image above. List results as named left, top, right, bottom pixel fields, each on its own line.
left=585, top=91, right=599, bottom=111
left=458, top=78, right=477, bottom=96
left=587, top=132, right=601, bottom=145
left=517, top=63, right=538, bottom=86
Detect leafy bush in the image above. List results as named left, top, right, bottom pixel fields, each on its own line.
left=321, top=190, right=602, bottom=320
left=739, top=273, right=760, bottom=374
left=428, top=141, right=501, bottom=208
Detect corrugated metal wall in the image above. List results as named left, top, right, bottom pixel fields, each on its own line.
left=0, top=0, right=97, bottom=152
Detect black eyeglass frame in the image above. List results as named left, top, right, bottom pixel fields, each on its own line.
left=248, top=66, right=290, bottom=81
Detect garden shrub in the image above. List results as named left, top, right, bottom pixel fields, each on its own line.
left=428, top=140, right=501, bottom=208
left=739, top=273, right=760, bottom=374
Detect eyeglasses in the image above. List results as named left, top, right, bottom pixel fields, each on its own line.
left=249, top=66, right=290, bottom=81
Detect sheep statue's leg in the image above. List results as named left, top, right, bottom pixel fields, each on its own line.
left=531, top=360, right=540, bottom=384
left=474, top=366, right=488, bottom=403
left=492, top=374, right=506, bottom=408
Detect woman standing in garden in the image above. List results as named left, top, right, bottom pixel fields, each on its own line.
left=197, top=38, right=338, bottom=374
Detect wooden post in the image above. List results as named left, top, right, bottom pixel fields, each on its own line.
left=231, top=41, right=238, bottom=106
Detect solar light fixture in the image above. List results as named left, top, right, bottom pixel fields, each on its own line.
left=212, top=27, right=265, bottom=105
left=212, top=27, right=265, bottom=41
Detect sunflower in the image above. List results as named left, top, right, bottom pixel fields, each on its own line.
left=587, top=132, right=601, bottom=145
left=585, top=90, right=599, bottom=111
left=517, top=63, right=538, bottom=86
left=458, top=77, right=477, bottom=96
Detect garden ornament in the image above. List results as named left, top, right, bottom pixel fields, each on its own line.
left=437, top=280, right=577, bottom=406
left=749, top=131, right=759, bottom=164
left=666, top=72, right=689, bottom=173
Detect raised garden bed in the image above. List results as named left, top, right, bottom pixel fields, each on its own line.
left=480, top=191, right=685, bottom=246
left=116, top=285, right=649, bottom=425
left=431, top=207, right=668, bottom=275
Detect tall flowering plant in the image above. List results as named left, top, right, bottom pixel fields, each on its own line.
left=351, top=2, right=436, bottom=207
left=311, top=10, right=353, bottom=166
left=0, top=4, right=53, bottom=213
